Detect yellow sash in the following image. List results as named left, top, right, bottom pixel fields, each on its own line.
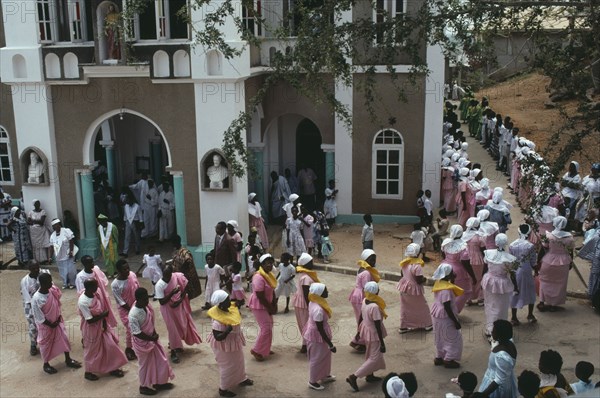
left=399, top=257, right=425, bottom=268
left=207, top=303, right=242, bottom=326
left=358, top=260, right=381, bottom=282
left=308, top=293, right=333, bottom=318
left=296, top=266, right=320, bottom=283
left=432, top=280, right=464, bottom=297
left=258, top=267, right=277, bottom=289
left=364, top=292, right=388, bottom=319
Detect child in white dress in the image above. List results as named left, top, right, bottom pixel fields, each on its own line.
left=275, top=253, right=296, bottom=313
left=137, top=246, right=163, bottom=294
left=321, top=230, right=334, bottom=263
left=229, top=262, right=246, bottom=307
left=203, top=251, right=225, bottom=310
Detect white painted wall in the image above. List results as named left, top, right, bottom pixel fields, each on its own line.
left=1, top=0, right=40, bottom=46
left=334, top=81, right=353, bottom=214
left=422, top=44, right=445, bottom=206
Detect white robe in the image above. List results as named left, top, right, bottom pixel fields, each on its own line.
left=142, top=187, right=158, bottom=238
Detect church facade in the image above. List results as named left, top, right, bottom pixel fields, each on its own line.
left=0, top=0, right=443, bottom=257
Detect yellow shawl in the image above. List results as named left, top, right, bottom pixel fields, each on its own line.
left=258, top=267, right=277, bottom=289
left=207, top=303, right=242, bottom=326
left=296, top=266, right=320, bottom=283
left=364, top=292, right=388, bottom=319
left=399, top=257, right=425, bottom=268
left=358, top=260, right=381, bottom=282
left=432, top=280, right=464, bottom=297
left=308, top=293, right=333, bottom=318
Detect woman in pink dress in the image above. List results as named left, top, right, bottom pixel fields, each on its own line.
left=442, top=225, right=477, bottom=313
left=294, top=252, right=318, bottom=353
left=397, top=243, right=432, bottom=333
left=430, top=263, right=463, bottom=369
left=466, top=169, right=482, bottom=221
left=346, top=281, right=387, bottom=392
left=248, top=254, right=277, bottom=361
left=462, top=217, right=486, bottom=306
left=477, top=209, right=499, bottom=250
left=207, top=290, right=253, bottom=397
left=441, top=158, right=457, bottom=213
left=248, top=193, right=269, bottom=249
left=481, top=234, right=517, bottom=337
left=529, top=205, right=558, bottom=248
left=476, top=178, right=492, bottom=211
left=537, top=216, right=575, bottom=312
left=348, top=249, right=379, bottom=352
left=456, top=168, right=471, bottom=227
left=303, top=283, right=336, bottom=391
left=226, top=221, right=243, bottom=263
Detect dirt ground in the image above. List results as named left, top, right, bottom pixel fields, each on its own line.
left=476, top=72, right=598, bottom=174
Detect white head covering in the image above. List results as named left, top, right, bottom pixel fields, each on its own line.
left=386, top=376, right=409, bottom=398
left=551, top=216, right=571, bottom=238
left=309, top=283, right=326, bottom=296
left=361, top=249, right=376, bottom=261
left=461, top=142, right=469, bottom=151
left=495, top=233, right=509, bottom=250
left=364, top=281, right=379, bottom=294
left=289, top=193, right=299, bottom=202
left=432, top=263, right=453, bottom=280
left=442, top=157, right=451, bottom=168
left=444, top=149, right=455, bottom=158
left=227, top=220, right=238, bottom=230
left=470, top=168, right=481, bottom=179
left=451, top=153, right=460, bottom=162
left=259, top=253, right=273, bottom=264
left=404, top=243, right=421, bottom=258
left=442, top=225, right=466, bottom=253
left=248, top=192, right=257, bottom=201
left=10, top=206, right=19, bottom=217
left=32, top=199, right=40, bottom=206
left=462, top=217, right=480, bottom=242
left=537, top=205, right=559, bottom=224
left=51, top=218, right=61, bottom=226
left=459, top=167, right=470, bottom=177
left=526, top=140, right=536, bottom=150
left=298, top=252, right=313, bottom=266
left=518, top=224, right=532, bottom=240
left=477, top=209, right=500, bottom=237
left=210, top=290, right=229, bottom=306
left=477, top=209, right=490, bottom=221
left=570, top=160, right=580, bottom=172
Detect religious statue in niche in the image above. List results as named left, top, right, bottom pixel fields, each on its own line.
left=203, top=152, right=230, bottom=190
left=27, top=150, right=45, bottom=184
left=104, top=4, right=121, bottom=60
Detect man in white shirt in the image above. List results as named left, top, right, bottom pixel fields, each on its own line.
left=129, top=174, right=149, bottom=210
left=20, top=260, right=50, bottom=356
left=122, top=195, right=143, bottom=256
left=48, top=218, right=77, bottom=289
left=142, top=180, right=159, bottom=238
left=158, top=182, right=175, bottom=242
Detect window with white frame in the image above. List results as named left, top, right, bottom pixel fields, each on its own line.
left=372, top=129, right=404, bottom=199
left=68, top=0, right=86, bottom=41
left=37, top=0, right=56, bottom=43
left=242, top=0, right=263, bottom=37
left=130, top=0, right=188, bottom=40
left=0, top=127, right=14, bottom=185
left=373, top=0, right=405, bottom=45
left=156, top=0, right=169, bottom=39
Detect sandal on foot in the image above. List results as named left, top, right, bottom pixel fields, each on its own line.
left=398, top=328, right=410, bottom=334
left=250, top=350, right=264, bottom=362
left=239, top=378, right=254, bottom=386
left=434, top=357, right=444, bottom=366
left=110, top=369, right=125, bottom=378
left=219, top=389, right=236, bottom=397
left=537, top=303, right=547, bottom=312
left=84, top=372, right=99, bottom=381
left=153, top=383, right=174, bottom=391
left=321, top=375, right=336, bottom=383
left=527, top=315, right=538, bottom=323
left=308, top=382, right=324, bottom=390
left=346, top=375, right=359, bottom=392
left=444, top=360, right=461, bottom=369
left=43, top=364, right=58, bottom=374
left=66, top=359, right=82, bottom=369
left=139, top=387, right=157, bottom=396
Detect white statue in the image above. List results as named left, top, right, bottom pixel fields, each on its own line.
left=27, top=152, right=44, bottom=184
left=206, top=153, right=229, bottom=189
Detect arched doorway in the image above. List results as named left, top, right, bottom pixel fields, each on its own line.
left=295, top=118, right=325, bottom=210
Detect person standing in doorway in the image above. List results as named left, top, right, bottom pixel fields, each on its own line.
left=158, top=182, right=175, bottom=242
left=122, top=195, right=143, bottom=256
left=141, top=180, right=158, bottom=238
left=298, top=164, right=318, bottom=211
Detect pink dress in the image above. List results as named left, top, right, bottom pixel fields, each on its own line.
left=79, top=292, right=128, bottom=374
left=442, top=169, right=457, bottom=212
left=36, top=286, right=71, bottom=363
left=397, top=263, right=432, bottom=329
left=303, top=215, right=315, bottom=248
left=207, top=320, right=247, bottom=390
left=465, top=235, right=486, bottom=300
left=131, top=304, right=175, bottom=388
left=430, top=289, right=462, bottom=362
left=539, top=233, right=575, bottom=306
left=303, top=302, right=332, bottom=383
left=443, top=249, right=471, bottom=313
left=113, top=272, right=139, bottom=348
left=248, top=273, right=275, bottom=356
left=481, top=257, right=514, bottom=334
left=510, top=159, right=521, bottom=192
left=354, top=302, right=387, bottom=378
left=456, top=180, right=469, bottom=226
left=158, top=272, right=202, bottom=350
left=348, top=270, right=372, bottom=345
left=466, top=183, right=479, bottom=221
left=293, top=273, right=315, bottom=346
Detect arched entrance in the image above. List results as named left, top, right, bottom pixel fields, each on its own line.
left=295, top=118, right=325, bottom=210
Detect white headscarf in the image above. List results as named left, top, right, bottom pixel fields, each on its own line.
left=361, top=249, right=376, bottom=261
left=442, top=157, right=451, bottom=168
left=478, top=209, right=490, bottom=221
left=444, top=149, right=455, bottom=159
left=289, top=193, right=299, bottom=202
left=477, top=209, right=500, bottom=237
left=462, top=217, right=480, bottom=242
left=386, top=376, right=409, bottom=398
left=442, top=225, right=466, bottom=254
left=404, top=243, right=421, bottom=258
left=451, top=153, right=460, bottom=163
left=461, top=142, right=469, bottom=151
left=459, top=167, right=470, bottom=181
left=309, top=283, right=326, bottom=296
left=364, top=281, right=379, bottom=294
left=518, top=224, right=532, bottom=240
left=298, top=252, right=313, bottom=266
left=210, top=290, right=229, bottom=306
left=551, top=216, right=571, bottom=238
left=486, top=191, right=510, bottom=213
left=469, top=169, right=482, bottom=190
left=536, top=205, right=559, bottom=224
left=484, top=234, right=516, bottom=264
left=495, top=233, right=509, bottom=250
left=51, top=218, right=61, bottom=226
left=259, top=253, right=273, bottom=264
left=432, top=263, right=453, bottom=280
left=570, top=160, right=580, bottom=173
left=32, top=199, right=40, bottom=206
left=248, top=193, right=257, bottom=201
left=227, top=220, right=238, bottom=230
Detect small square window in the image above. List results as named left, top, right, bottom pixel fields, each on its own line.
left=388, top=181, right=399, bottom=195
left=377, top=165, right=387, bottom=179
left=376, top=181, right=387, bottom=194
left=377, top=150, right=387, bottom=164
left=389, top=150, right=399, bottom=164
left=389, top=165, right=399, bottom=179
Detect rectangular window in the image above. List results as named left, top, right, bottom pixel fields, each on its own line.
left=373, top=0, right=405, bottom=45
left=375, top=149, right=401, bottom=195
left=37, top=0, right=54, bottom=42
left=243, top=1, right=263, bottom=37
left=0, top=130, right=14, bottom=185
left=69, top=0, right=85, bottom=41
left=156, top=0, right=168, bottom=39
left=169, top=0, right=188, bottom=39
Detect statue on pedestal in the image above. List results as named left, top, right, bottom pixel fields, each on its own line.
left=104, top=4, right=121, bottom=60
left=27, top=151, right=45, bottom=184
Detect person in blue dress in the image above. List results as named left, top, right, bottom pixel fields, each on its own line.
left=474, top=319, right=518, bottom=397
